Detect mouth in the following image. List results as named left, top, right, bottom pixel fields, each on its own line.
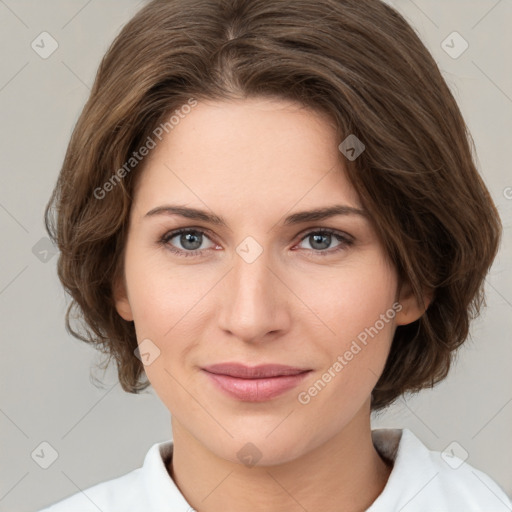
left=201, top=363, right=312, bottom=402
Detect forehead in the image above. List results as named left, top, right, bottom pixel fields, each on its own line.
left=132, top=97, right=362, bottom=220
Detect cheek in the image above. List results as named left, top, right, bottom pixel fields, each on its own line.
left=123, top=248, right=215, bottom=398
left=293, top=252, right=397, bottom=343
left=291, top=254, right=397, bottom=400
left=124, top=243, right=209, bottom=337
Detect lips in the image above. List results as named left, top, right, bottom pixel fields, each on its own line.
left=203, top=363, right=310, bottom=378
left=202, top=363, right=312, bottom=401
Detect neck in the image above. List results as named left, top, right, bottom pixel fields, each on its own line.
left=168, top=406, right=392, bottom=512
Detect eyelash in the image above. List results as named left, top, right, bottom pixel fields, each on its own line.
left=158, top=227, right=354, bottom=258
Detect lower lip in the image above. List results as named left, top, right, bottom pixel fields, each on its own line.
left=203, top=370, right=311, bottom=402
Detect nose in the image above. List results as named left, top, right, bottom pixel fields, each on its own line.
left=217, top=247, right=292, bottom=344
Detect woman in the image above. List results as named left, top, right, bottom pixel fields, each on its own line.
left=39, top=0, right=511, bottom=510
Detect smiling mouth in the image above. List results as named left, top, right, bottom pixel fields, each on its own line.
left=201, top=363, right=312, bottom=401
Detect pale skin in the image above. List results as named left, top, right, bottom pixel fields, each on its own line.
left=114, top=96, right=429, bottom=512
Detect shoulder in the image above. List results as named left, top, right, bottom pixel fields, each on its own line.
left=35, top=440, right=186, bottom=512
left=370, top=428, right=512, bottom=511
left=36, top=467, right=144, bottom=512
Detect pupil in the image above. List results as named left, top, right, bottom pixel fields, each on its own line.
left=311, top=233, right=330, bottom=250
left=181, top=232, right=201, bottom=250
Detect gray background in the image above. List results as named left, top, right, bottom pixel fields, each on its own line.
left=0, top=1, right=511, bottom=511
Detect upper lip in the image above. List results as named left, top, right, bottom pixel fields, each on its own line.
left=202, top=363, right=311, bottom=379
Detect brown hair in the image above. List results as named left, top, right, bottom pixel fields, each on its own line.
left=45, top=0, right=502, bottom=410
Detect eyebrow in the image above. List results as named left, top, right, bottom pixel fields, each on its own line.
left=144, top=204, right=368, bottom=226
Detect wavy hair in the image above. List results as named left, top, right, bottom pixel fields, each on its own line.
left=45, top=0, right=502, bottom=410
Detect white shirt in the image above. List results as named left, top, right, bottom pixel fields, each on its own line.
left=38, top=428, right=512, bottom=511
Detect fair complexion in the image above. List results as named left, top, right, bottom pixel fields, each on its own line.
left=114, top=97, right=427, bottom=512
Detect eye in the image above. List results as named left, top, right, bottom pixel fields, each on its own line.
left=159, top=227, right=353, bottom=258
left=160, top=228, right=217, bottom=257
left=295, top=229, right=353, bottom=256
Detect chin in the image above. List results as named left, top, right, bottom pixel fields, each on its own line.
left=206, top=426, right=316, bottom=468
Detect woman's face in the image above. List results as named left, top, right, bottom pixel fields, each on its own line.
left=115, top=97, right=420, bottom=465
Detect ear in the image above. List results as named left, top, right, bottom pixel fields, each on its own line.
left=113, top=274, right=134, bottom=322
left=394, top=281, right=433, bottom=326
